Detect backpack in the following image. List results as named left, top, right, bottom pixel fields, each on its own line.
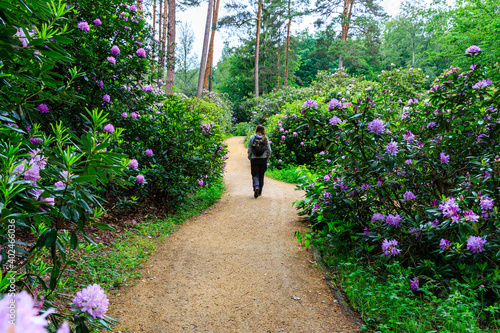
left=251, top=136, right=267, bottom=157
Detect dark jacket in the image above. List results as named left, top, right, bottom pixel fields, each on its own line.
left=248, top=134, right=272, bottom=159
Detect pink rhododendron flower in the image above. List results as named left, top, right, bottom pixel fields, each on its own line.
left=72, top=284, right=109, bottom=319
left=107, top=56, right=116, bottom=64
left=77, top=21, right=90, bottom=32
left=93, top=18, right=102, bottom=26
left=104, top=124, right=114, bottom=133
left=136, top=175, right=145, bottom=183
left=103, top=94, right=110, bottom=102
left=121, top=112, right=128, bottom=118
left=110, top=45, right=120, bottom=55
left=467, top=236, right=486, bottom=253
left=128, top=159, right=139, bottom=169
left=145, top=149, right=153, bottom=156
left=136, top=48, right=146, bottom=57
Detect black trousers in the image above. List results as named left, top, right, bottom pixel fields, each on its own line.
left=250, top=158, right=267, bottom=192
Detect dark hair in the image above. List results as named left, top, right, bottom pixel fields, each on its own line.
left=255, top=125, right=265, bottom=136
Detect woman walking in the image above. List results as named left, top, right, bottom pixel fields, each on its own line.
left=247, top=125, right=272, bottom=198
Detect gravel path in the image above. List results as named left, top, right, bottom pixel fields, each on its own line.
left=108, top=136, right=359, bottom=332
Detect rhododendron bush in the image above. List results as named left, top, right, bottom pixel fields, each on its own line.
left=0, top=0, right=229, bottom=331
left=260, top=50, right=500, bottom=326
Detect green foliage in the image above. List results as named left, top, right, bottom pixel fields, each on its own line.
left=266, top=165, right=301, bottom=184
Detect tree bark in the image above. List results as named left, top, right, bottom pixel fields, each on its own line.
left=284, top=0, right=291, bottom=87
left=152, top=0, right=157, bottom=72
left=158, top=0, right=163, bottom=78
left=254, top=0, right=262, bottom=98
left=277, top=50, right=280, bottom=88
left=196, top=0, right=214, bottom=98
left=204, top=0, right=220, bottom=90
left=165, top=0, right=176, bottom=94
left=339, top=0, right=354, bottom=69
left=160, top=0, right=168, bottom=81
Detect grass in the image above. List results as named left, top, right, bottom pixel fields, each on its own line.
left=65, top=180, right=225, bottom=292
left=266, top=164, right=301, bottom=184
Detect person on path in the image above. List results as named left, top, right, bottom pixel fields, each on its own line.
left=248, top=125, right=272, bottom=198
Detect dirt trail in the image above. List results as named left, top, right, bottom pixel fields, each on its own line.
left=108, top=136, right=359, bottom=333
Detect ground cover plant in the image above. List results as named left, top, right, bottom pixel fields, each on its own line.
left=253, top=49, right=500, bottom=330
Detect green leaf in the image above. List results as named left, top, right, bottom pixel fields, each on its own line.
left=70, top=231, right=78, bottom=250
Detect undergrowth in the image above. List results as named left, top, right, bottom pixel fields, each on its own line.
left=266, top=165, right=301, bottom=184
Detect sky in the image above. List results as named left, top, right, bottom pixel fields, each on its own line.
left=174, top=0, right=404, bottom=66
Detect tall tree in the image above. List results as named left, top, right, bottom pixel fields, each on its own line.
left=176, top=22, right=198, bottom=92
left=196, top=0, right=214, bottom=98
left=165, top=0, right=176, bottom=93
left=160, top=0, right=168, bottom=80
left=203, top=0, right=221, bottom=90
left=314, top=0, right=386, bottom=69
left=254, top=0, right=262, bottom=97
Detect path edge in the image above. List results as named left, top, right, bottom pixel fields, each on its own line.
left=311, top=246, right=364, bottom=328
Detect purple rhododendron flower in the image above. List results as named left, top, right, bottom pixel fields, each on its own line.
left=103, top=94, right=110, bottom=102
left=302, top=99, right=318, bottom=109
left=467, top=236, right=486, bottom=253
left=480, top=196, right=494, bottom=210
left=410, top=277, right=419, bottom=291
left=405, top=159, right=413, bottom=165
left=439, top=197, right=460, bottom=219
left=367, top=118, right=385, bottom=134
left=130, top=112, right=139, bottom=119
left=121, top=112, right=128, bottom=118
left=372, top=213, right=385, bottom=222
left=136, top=48, right=146, bottom=57
left=97, top=80, right=104, bottom=88
left=198, top=179, right=204, bottom=187
left=464, top=210, right=479, bottom=222
left=382, top=239, right=401, bottom=256
left=328, top=98, right=344, bottom=110
left=403, top=191, right=416, bottom=201
left=72, top=284, right=109, bottom=319
left=54, top=181, right=65, bottom=187
left=103, top=124, right=114, bottom=133
left=30, top=138, right=43, bottom=144
left=407, top=98, right=418, bottom=105
left=439, top=152, right=449, bottom=164
left=361, top=183, right=370, bottom=191
left=440, top=238, right=450, bottom=250
left=426, top=122, right=436, bottom=128
left=403, top=131, right=415, bottom=142
left=93, top=18, right=102, bottom=26
left=364, top=227, right=370, bottom=237
left=136, top=175, right=145, bottom=183
left=145, top=149, right=153, bottom=156
left=329, top=116, right=342, bottom=125
left=128, top=159, right=139, bottom=169
left=472, top=78, right=492, bottom=89
left=142, top=85, right=153, bottom=92
left=386, top=214, right=401, bottom=227
left=77, top=21, right=90, bottom=32
left=465, top=45, right=481, bottom=56
left=129, top=4, right=137, bottom=11
left=107, top=56, right=116, bottom=64
left=384, top=141, right=398, bottom=156
left=37, top=103, right=49, bottom=113
left=110, top=45, right=120, bottom=55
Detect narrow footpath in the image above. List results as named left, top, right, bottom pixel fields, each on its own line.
left=108, top=136, right=359, bottom=332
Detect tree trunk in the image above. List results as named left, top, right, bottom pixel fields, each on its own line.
left=165, top=0, right=176, bottom=94
left=204, top=0, right=220, bottom=90
left=196, top=0, right=214, bottom=98
left=160, top=0, right=168, bottom=81
left=284, top=0, right=291, bottom=87
left=208, top=65, right=213, bottom=91
left=254, top=0, right=262, bottom=98
left=152, top=0, right=157, bottom=72
left=339, top=0, right=354, bottom=69
left=158, top=0, right=163, bottom=78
